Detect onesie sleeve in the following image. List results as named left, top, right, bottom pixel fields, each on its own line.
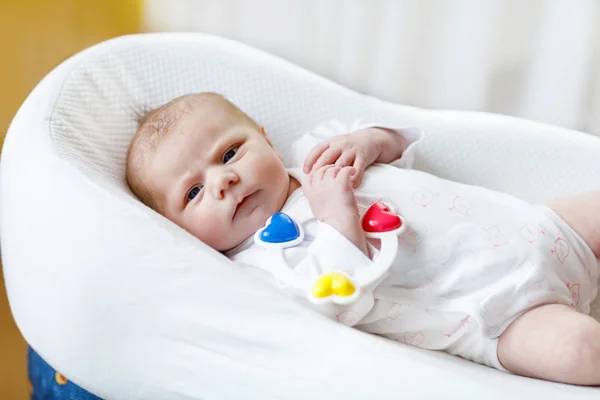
left=226, top=221, right=374, bottom=278
left=286, top=119, right=425, bottom=170
left=300, top=222, right=374, bottom=277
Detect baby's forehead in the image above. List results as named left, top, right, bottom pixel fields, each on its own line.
left=158, top=96, right=240, bottom=134
left=150, top=107, right=221, bottom=157
left=140, top=93, right=252, bottom=164
left=144, top=96, right=204, bottom=135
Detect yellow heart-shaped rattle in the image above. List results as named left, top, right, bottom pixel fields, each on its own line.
left=312, top=272, right=356, bottom=298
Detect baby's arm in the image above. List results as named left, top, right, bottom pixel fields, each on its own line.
left=304, top=127, right=406, bottom=170
left=287, top=120, right=424, bottom=186
left=303, top=164, right=369, bottom=257
left=303, top=127, right=406, bottom=188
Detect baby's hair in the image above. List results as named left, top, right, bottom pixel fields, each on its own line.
left=125, top=92, right=260, bottom=212
left=133, top=106, right=155, bottom=126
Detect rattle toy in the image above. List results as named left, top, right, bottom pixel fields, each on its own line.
left=254, top=201, right=406, bottom=306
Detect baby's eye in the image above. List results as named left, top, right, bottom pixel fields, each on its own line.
left=223, top=147, right=239, bottom=163
left=186, top=185, right=202, bottom=202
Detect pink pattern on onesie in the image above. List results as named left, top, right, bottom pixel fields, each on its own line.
left=483, top=226, right=509, bottom=247
left=400, top=224, right=425, bottom=252
left=425, top=308, right=440, bottom=318
left=402, top=332, right=425, bottom=347
left=416, top=275, right=441, bottom=291
left=442, top=316, right=474, bottom=337
left=449, top=196, right=472, bottom=215
left=412, top=189, right=438, bottom=208
left=551, top=238, right=571, bottom=264
left=336, top=311, right=361, bottom=326
left=567, top=283, right=581, bottom=307
left=520, top=224, right=544, bottom=244
left=387, top=303, right=411, bottom=320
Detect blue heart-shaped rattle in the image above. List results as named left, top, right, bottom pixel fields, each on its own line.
left=260, top=212, right=301, bottom=243
left=253, top=212, right=305, bottom=288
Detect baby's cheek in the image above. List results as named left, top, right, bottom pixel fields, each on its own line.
left=187, top=210, right=227, bottom=247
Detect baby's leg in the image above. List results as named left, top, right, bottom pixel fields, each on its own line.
left=497, top=304, right=600, bottom=385
left=496, top=191, right=600, bottom=383
left=546, top=191, right=600, bottom=257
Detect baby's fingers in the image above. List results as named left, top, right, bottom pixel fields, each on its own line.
left=302, top=170, right=313, bottom=188
left=324, top=165, right=343, bottom=180
left=351, top=156, right=367, bottom=188
left=311, top=147, right=343, bottom=172
left=304, top=141, right=330, bottom=173
left=314, top=164, right=335, bottom=181
left=337, top=166, right=356, bottom=188
left=334, top=151, right=356, bottom=168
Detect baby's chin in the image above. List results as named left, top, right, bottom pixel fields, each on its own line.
left=207, top=220, right=263, bottom=252
left=205, top=234, right=244, bottom=253
left=224, top=210, right=275, bottom=251
left=208, top=199, right=281, bottom=252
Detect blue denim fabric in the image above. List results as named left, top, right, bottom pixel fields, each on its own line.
left=28, top=346, right=101, bottom=400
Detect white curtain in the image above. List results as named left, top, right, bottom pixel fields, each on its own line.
left=144, top=0, right=600, bottom=136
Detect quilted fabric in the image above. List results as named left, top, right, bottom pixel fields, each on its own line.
left=50, top=36, right=600, bottom=205
left=2, top=33, right=600, bottom=399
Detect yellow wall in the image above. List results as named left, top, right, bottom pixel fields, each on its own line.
left=0, top=0, right=143, bottom=150
left=0, top=1, right=143, bottom=397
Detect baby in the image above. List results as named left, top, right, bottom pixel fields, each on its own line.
left=126, top=92, right=600, bottom=386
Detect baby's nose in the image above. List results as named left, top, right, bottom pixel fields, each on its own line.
left=211, top=170, right=239, bottom=199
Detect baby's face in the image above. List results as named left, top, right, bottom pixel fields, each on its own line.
left=149, top=105, right=292, bottom=251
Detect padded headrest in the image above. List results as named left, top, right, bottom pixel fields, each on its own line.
left=49, top=34, right=600, bottom=205
left=51, top=34, right=423, bottom=192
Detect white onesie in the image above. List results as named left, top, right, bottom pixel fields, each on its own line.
left=227, top=120, right=599, bottom=370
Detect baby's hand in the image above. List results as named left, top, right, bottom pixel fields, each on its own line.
left=303, top=165, right=369, bottom=255
left=303, top=165, right=359, bottom=223
left=303, top=127, right=406, bottom=188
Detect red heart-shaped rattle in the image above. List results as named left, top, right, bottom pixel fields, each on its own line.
left=362, top=202, right=402, bottom=233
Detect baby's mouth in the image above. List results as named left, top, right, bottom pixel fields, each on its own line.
left=233, top=191, right=256, bottom=219
left=238, top=195, right=250, bottom=209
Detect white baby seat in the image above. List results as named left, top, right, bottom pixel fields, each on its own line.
left=2, top=33, right=600, bottom=399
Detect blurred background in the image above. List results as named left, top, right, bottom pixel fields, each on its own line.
left=0, top=0, right=599, bottom=397
left=145, top=0, right=600, bottom=136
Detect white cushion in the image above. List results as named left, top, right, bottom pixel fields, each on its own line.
left=1, top=32, right=599, bottom=399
